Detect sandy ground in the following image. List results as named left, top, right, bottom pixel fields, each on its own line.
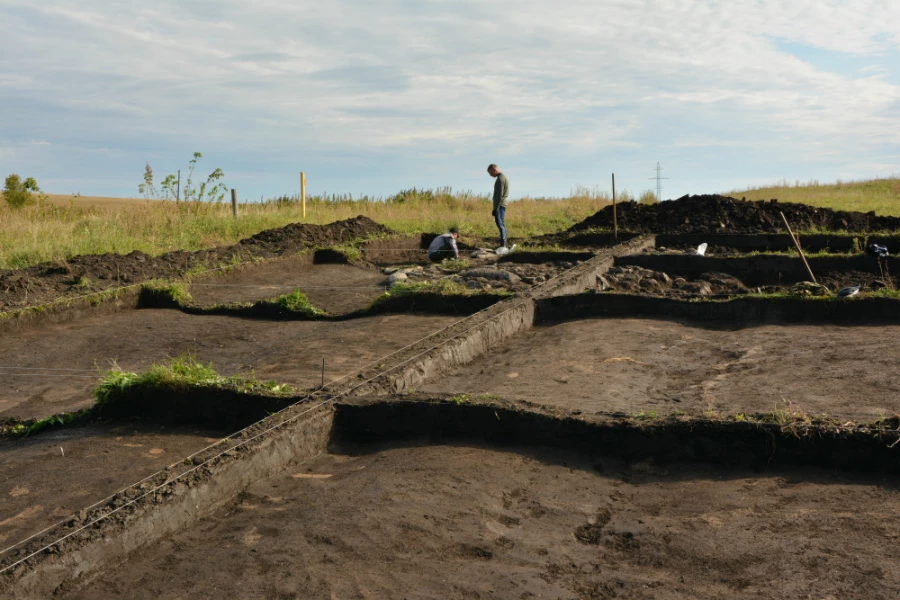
left=188, top=260, right=388, bottom=314
left=424, top=318, right=900, bottom=422
left=0, top=424, right=218, bottom=553
left=0, top=312, right=458, bottom=420
left=67, top=443, right=900, bottom=600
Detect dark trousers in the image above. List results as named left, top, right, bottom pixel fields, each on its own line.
left=494, top=205, right=507, bottom=243
left=429, top=249, right=456, bottom=262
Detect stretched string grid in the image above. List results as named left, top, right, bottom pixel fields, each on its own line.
left=0, top=298, right=527, bottom=571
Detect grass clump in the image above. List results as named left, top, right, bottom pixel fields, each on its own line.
left=275, top=290, right=325, bottom=316
left=95, top=355, right=293, bottom=409
left=141, top=280, right=193, bottom=305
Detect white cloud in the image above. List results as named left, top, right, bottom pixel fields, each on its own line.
left=0, top=0, right=898, bottom=197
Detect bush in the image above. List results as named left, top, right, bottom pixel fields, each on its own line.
left=3, top=174, right=41, bottom=208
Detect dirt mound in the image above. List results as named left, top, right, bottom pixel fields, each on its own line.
left=0, top=216, right=392, bottom=311
left=241, top=216, right=389, bottom=250
left=569, top=194, right=900, bottom=234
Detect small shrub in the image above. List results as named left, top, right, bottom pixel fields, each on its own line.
left=3, top=174, right=41, bottom=208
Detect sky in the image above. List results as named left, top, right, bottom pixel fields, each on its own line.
left=1, top=0, right=899, bottom=201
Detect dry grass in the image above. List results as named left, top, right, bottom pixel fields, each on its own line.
left=0, top=189, right=611, bottom=270
left=727, top=177, right=900, bottom=216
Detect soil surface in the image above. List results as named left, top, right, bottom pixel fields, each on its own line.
left=424, top=318, right=900, bottom=421
left=187, top=258, right=389, bottom=314
left=67, top=443, right=900, bottom=600
left=0, top=311, right=458, bottom=420
left=0, top=216, right=391, bottom=311
left=569, top=194, right=900, bottom=234
left=0, top=424, right=218, bottom=556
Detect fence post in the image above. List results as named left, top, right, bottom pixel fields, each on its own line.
left=612, top=173, right=617, bottom=239
left=301, top=172, right=307, bottom=219
left=231, top=189, right=238, bottom=218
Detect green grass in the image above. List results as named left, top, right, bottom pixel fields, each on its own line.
left=727, top=177, right=900, bottom=216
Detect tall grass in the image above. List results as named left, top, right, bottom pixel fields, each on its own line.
left=728, top=177, right=900, bottom=216
left=0, top=187, right=612, bottom=270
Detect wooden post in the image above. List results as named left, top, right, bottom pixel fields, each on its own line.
left=301, top=172, right=307, bottom=219
left=612, top=173, right=617, bottom=239
left=231, top=189, right=238, bottom=218
left=780, top=211, right=816, bottom=283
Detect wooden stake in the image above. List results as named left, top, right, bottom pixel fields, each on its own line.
left=301, top=172, right=307, bottom=219
left=780, top=211, right=816, bottom=283
left=231, top=189, right=238, bottom=218
left=612, top=173, right=617, bottom=239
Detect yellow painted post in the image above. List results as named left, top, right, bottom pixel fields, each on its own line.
left=301, top=172, right=307, bottom=219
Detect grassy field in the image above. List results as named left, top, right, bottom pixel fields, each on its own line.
left=2, top=178, right=898, bottom=271
left=728, top=177, right=900, bottom=216
left=0, top=189, right=612, bottom=270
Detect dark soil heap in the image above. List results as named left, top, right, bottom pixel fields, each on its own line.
left=569, top=194, right=900, bottom=234
left=0, top=216, right=392, bottom=310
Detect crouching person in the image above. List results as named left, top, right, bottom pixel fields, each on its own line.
left=428, top=227, right=460, bottom=262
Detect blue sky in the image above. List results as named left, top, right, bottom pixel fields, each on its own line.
left=1, top=0, right=899, bottom=201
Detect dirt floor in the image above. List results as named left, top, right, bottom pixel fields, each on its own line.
left=187, top=259, right=389, bottom=314
left=66, top=443, right=900, bottom=600
left=0, top=424, right=219, bottom=555
left=0, top=311, right=458, bottom=420
left=424, top=318, right=900, bottom=422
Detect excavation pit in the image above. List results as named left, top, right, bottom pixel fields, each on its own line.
left=33, top=399, right=900, bottom=600
left=424, top=317, right=900, bottom=422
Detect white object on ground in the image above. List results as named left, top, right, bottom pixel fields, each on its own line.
left=496, top=247, right=510, bottom=255
left=837, top=286, right=860, bottom=298
left=696, top=243, right=708, bottom=256
left=388, top=272, right=408, bottom=283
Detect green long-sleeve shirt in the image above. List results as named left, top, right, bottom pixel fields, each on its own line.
left=492, top=173, right=509, bottom=209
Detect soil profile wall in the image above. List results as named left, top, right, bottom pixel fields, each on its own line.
left=617, top=253, right=897, bottom=285
left=331, top=400, right=900, bottom=474
left=536, top=292, right=900, bottom=324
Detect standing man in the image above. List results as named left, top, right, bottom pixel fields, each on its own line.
left=487, top=164, right=509, bottom=248
left=427, top=227, right=460, bottom=262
